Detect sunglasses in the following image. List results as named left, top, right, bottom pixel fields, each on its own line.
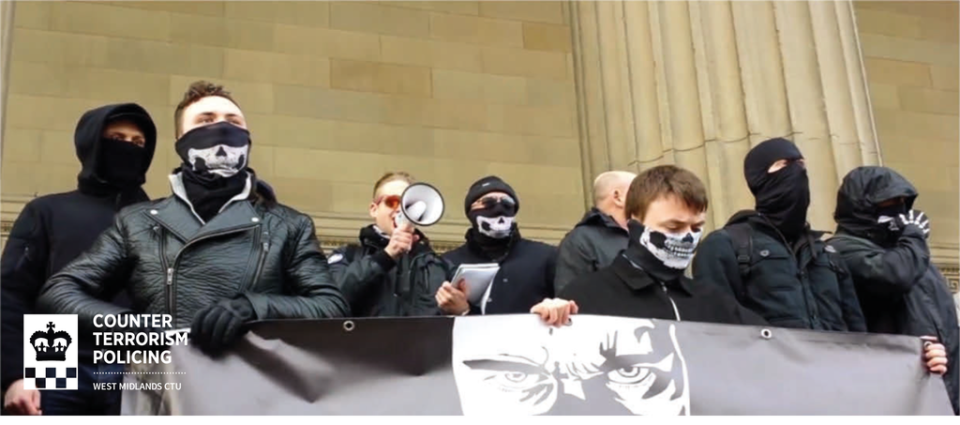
left=375, top=195, right=402, bottom=210
left=479, top=196, right=517, bottom=210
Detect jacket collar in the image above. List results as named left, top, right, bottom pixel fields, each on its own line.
left=610, top=254, right=694, bottom=295
left=149, top=172, right=261, bottom=242
left=577, top=208, right=628, bottom=233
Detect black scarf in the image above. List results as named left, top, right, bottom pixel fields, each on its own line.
left=744, top=138, right=810, bottom=242
left=175, top=122, right=252, bottom=222
left=466, top=225, right=520, bottom=262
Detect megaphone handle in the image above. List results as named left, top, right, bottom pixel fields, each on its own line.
left=395, top=211, right=408, bottom=228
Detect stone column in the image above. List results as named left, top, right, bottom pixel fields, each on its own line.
left=571, top=0, right=881, bottom=231
left=0, top=0, right=14, bottom=161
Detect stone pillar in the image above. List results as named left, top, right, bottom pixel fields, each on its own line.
left=0, top=0, right=14, bottom=162
left=571, top=0, right=881, bottom=231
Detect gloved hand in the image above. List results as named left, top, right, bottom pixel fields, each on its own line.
left=189, top=297, right=256, bottom=356
left=898, top=210, right=931, bottom=238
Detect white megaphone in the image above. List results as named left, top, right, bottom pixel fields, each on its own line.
left=394, top=182, right=445, bottom=228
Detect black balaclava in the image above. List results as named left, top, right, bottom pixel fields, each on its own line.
left=744, top=138, right=810, bottom=241
left=175, top=121, right=251, bottom=222
left=463, top=176, right=520, bottom=261
left=623, top=220, right=701, bottom=283
left=97, top=138, right=147, bottom=190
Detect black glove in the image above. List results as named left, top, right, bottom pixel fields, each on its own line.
left=189, top=297, right=256, bottom=356
left=897, top=210, right=931, bottom=239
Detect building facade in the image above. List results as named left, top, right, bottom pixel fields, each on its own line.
left=0, top=1, right=956, bottom=294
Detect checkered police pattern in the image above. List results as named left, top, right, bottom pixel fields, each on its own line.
left=23, top=366, right=78, bottom=390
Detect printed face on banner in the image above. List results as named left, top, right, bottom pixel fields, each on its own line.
left=452, top=315, right=690, bottom=416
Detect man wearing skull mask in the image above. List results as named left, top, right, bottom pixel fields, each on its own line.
left=828, top=166, right=958, bottom=414
left=692, top=138, right=866, bottom=332
left=439, top=176, right=556, bottom=315
left=532, top=165, right=767, bottom=325
left=37, top=81, right=349, bottom=357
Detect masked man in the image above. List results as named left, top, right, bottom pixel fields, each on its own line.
left=439, top=176, right=556, bottom=315
left=37, top=81, right=349, bottom=358
left=2, top=104, right=156, bottom=415
left=692, top=138, right=866, bottom=332
left=828, top=166, right=958, bottom=414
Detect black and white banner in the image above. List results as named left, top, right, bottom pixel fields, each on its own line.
left=120, top=315, right=954, bottom=415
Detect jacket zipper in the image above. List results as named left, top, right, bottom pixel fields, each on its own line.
left=157, top=229, right=173, bottom=319
left=165, top=224, right=260, bottom=326
left=249, top=231, right=270, bottom=290
left=661, top=282, right=681, bottom=321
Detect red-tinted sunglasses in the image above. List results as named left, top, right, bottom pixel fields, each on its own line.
left=375, top=195, right=401, bottom=210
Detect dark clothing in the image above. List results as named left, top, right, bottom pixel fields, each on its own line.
left=37, top=174, right=349, bottom=334
left=829, top=166, right=958, bottom=414
left=443, top=229, right=556, bottom=315
left=744, top=138, right=810, bottom=241
left=329, top=225, right=449, bottom=317
left=692, top=211, right=867, bottom=332
left=1, top=104, right=155, bottom=396
left=41, top=363, right=123, bottom=415
left=560, top=254, right=767, bottom=325
left=554, top=208, right=629, bottom=293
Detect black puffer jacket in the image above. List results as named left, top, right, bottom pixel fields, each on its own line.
left=693, top=211, right=866, bottom=332
left=554, top=208, right=629, bottom=293
left=1, top=103, right=156, bottom=393
left=329, top=225, right=449, bottom=317
left=828, top=166, right=958, bottom=414
left=37, top=172, right=349, bottom=332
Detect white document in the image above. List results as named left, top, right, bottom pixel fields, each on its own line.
left=450, top=263, right=500, bottom=305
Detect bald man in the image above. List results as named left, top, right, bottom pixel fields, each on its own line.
left=554, top=171, right=636, bottom=292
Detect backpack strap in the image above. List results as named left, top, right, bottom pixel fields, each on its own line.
left=724, top=223, right=753, bottom=300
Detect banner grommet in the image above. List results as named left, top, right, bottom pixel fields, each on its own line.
left=760, top=328, right=773, bottom=340
left=343, top=320, right=355, bottom=332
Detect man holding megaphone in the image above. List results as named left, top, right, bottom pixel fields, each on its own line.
left=329, top=172, right=450, bottom=317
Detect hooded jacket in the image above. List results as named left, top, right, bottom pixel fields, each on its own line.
left=827, top=166, right=958, bottom=414
left=554, top=208, right=629, bottom=293
left=329, top=225, right=449, bottom=317
left=1, top=104, right=156, bottom=393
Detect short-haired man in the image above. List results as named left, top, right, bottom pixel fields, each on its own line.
left=2, top=103, right=156, bottom=415
left=554, top=171, right=636, bottom=293
left=692, top=138, right=866, bottom=332
left=37, top=81, right=349, bottom=357
left=535, top=165, right=765, bottom=324
left=439, top=176, right=556, bottom=316
left=329, top=172, right=449, bottom=317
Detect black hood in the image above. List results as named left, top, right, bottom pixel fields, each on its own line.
left=835, top=166, right=917, bottom=239
left=74, top=103, right=157, bottom=194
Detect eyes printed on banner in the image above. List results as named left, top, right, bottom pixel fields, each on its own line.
left=464, top=354, right=554, bottom=400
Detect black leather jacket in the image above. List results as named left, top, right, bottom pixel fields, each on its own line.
left=37, top=176, right=350, bottom=332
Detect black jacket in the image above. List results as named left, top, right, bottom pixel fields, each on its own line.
left=329, top=225, right=449, bottom=317
left=1, top=104, right=156, bottom=393
left=443, top=229, right=556, bottom=315
left=827, top=166, right=958, bottom=414
left=560, top=254, right=768, bottom=325
left=36, top=172, right=349, bottom=334
left=692, top=211, right=867, bottom=332
left=554, top=208, right=629, bottom=293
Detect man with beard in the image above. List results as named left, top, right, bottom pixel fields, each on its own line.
left=828, top=166, right=958, bottom=414
left=328, top=171, right=449, bottom=317
left=532, top=165, right=767, bottom=325
left=2, top=104, right=156, bottom=415
left=37, top=81, right=349, bottom=358
left=438, top=176, right=556, bottom=315
left=692, top=138, right=866, bottom=332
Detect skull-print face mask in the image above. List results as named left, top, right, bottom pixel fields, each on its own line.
left=625, top=220, right=702, bottom=283
left=175, top=121, right=251, bottom=180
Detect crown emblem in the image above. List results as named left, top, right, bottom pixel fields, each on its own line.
left=30, top=321, right=72, bottom=361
